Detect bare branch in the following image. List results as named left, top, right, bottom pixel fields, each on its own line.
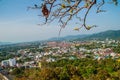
left=96, top=0, right=105, bottom=13
left=28, top=0, right=118, bottom=32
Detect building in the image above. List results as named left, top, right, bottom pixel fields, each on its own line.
left=1, top=60, right=9, bottom=67
left=9, top=58, right=16, bottom=67
left=1, top=58, right=16, bottom=67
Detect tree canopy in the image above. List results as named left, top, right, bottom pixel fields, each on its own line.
left=14, top=58, right=120, bottom=80
left=28, top=0, right=118, bottom=31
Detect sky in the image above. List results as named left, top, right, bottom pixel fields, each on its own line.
left=0, top=0, right=120, bottom=43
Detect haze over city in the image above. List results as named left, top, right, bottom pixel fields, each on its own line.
left=0, top=0, right=120, bottom=42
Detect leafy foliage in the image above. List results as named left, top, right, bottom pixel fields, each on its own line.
left=15, top=58, right=120, bottom=80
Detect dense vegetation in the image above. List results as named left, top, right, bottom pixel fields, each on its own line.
left=13, top=58, right=120, bottom=80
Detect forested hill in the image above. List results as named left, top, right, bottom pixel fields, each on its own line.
left=0, top=30, right=120, bottom=45
left=80, top=30, right=120, bottom=40
left=49, top=30, right=120, bottom=41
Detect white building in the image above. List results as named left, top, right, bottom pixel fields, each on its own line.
left=1, top=58, right=16, bottom=67
left=9, top=58, right=16, bottom=67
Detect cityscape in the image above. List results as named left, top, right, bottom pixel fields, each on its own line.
left=0, top=0, right=120, bottom=80
left=0, top=30, right=120, bottom=79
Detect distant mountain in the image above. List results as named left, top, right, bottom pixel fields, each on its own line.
left=48, top=35, right=88, bottom=41
left=0, top=30, right=120, bottom=46
left=49, top=30, right=120, bottom=41
left=81, top=30, right=120, bottom=40
left=0, top=42, right=12, bottom=45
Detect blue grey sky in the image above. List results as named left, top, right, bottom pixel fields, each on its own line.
left=0, top=0, right=120, bottom=42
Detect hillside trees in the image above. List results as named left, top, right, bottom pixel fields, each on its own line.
left=14, top=58, right=120, bottom=80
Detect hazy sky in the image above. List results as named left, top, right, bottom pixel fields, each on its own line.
left=0, top=0, right=120, bottom=42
